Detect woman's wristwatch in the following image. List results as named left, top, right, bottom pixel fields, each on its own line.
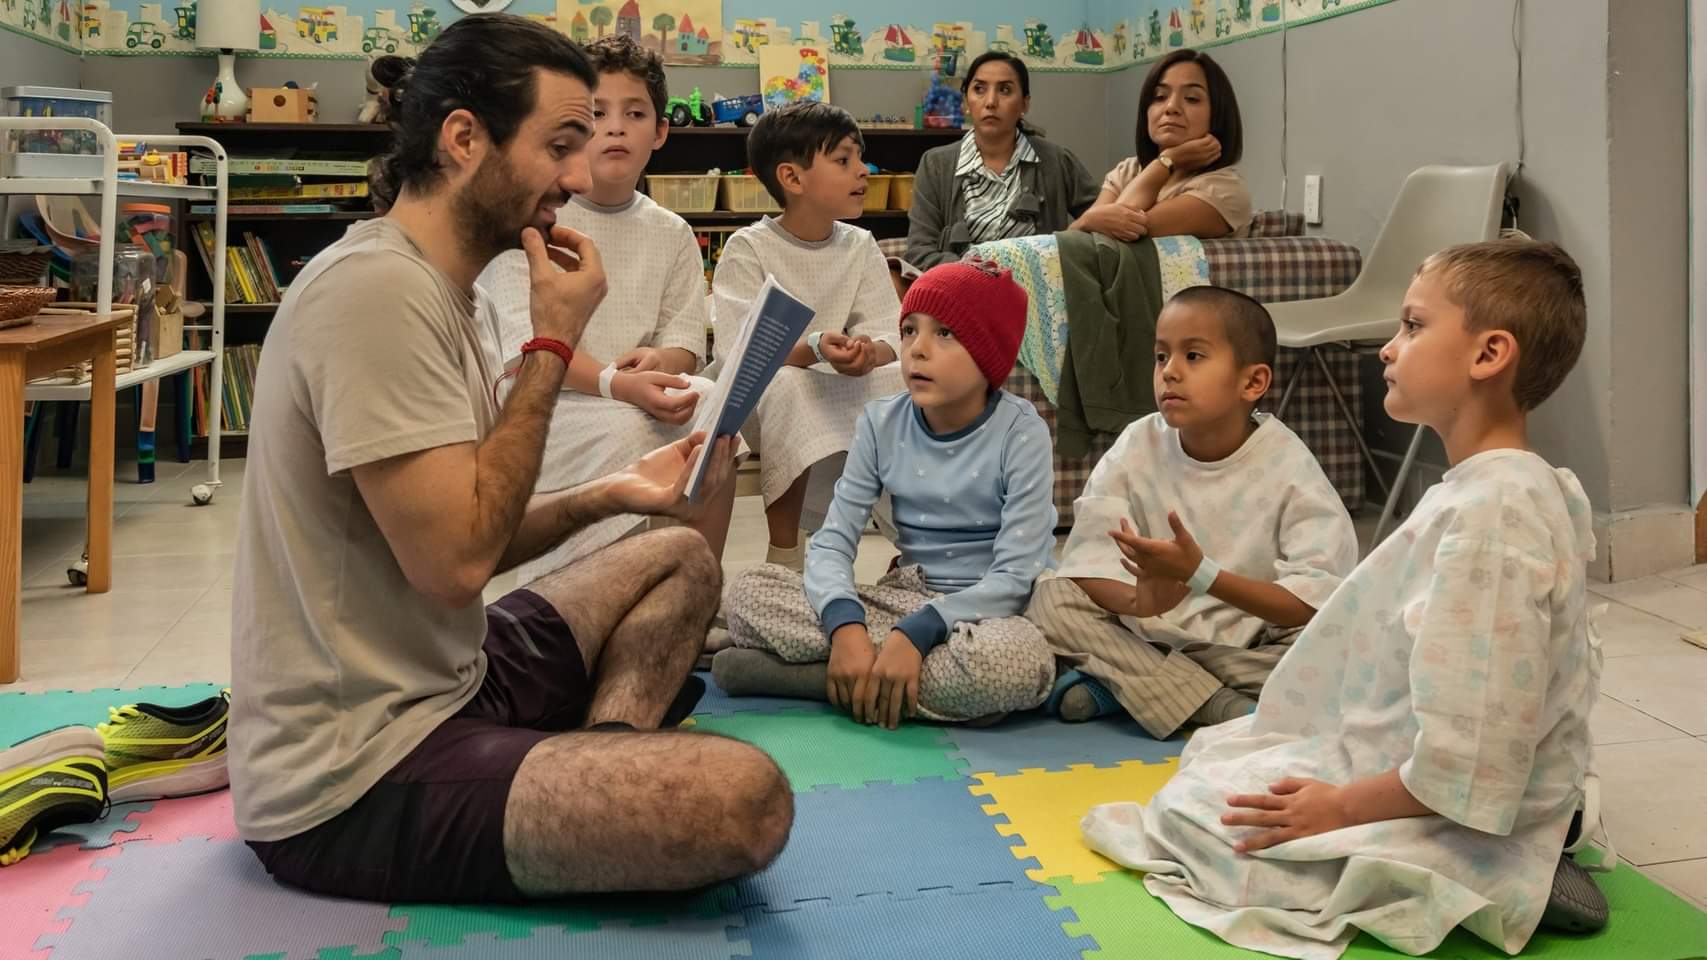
left=1157, top=154, right=1175, bottom=172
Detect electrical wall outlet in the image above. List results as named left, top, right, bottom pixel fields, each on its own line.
left=1303, top=174, right=1323, bottom=225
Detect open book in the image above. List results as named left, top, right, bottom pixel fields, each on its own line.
left=686, top=276, right=816, bottom=501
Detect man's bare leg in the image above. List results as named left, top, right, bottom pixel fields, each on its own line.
left=503, top=730, right=794, bottom=895
left=522, top=526, right=719, bottom=727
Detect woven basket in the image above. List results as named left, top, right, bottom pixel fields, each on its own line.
left=0, top=248, right=54, bottom=286
left=0, top=285, right=56, bottom=328
left=29, top=303, right=138, bottom=381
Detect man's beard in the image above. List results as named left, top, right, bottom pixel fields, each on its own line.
left=454, top=151, right=555, bottom=266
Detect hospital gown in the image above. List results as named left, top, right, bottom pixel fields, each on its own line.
left=476, top=194, right=710, bottom=583
left=1081, top=449, right=1601, bottom=959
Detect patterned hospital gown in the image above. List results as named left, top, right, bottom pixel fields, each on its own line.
left=476, top=194, right=709, bottom=583
left=1082, top=449, right=1601, bottom=959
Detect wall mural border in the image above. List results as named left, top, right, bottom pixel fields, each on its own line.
left=5, top=0, right=1398, bottom=73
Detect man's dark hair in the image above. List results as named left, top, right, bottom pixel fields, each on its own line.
left=372, top=14, right=596, bottom=199
left=1134, top=48, right=1243, bottom=172
left=584, top=34, right=668, bottom=123
left=1168, top=285, right=1276, bottom=370
left=746, top=101, right=864, bottom=206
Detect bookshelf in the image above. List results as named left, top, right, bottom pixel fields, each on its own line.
left=176, top=122, right=382, bottom=457
left=171, top=121, right=956, bottom=454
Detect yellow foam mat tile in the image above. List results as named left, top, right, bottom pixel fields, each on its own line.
left=969, top=759, right=1179, bottom=885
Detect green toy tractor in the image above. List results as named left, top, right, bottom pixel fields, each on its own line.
left=665, top=87, right=712, bottom=127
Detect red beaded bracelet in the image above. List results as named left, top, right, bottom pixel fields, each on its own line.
left=521, top=337, right=575, bottom=368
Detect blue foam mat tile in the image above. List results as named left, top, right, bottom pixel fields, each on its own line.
left=722, top=777, right=1041, bottom=913
left=0, top=683, right=225, bottom=746
left=391, top=915, right=751, bottom=960
left=35, top=800, right=153, bottom=851
left=741, top=886, right=1096, bottom=960
left=690, top=671, right=836, bottom=717
left=938, top=710, right=1186, bottom=775
left=37, top=837, right=405, bottom=960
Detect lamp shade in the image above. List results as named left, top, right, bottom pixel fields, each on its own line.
left=196, top=0, right=262, bottom=52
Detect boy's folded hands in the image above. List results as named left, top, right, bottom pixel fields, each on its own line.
left=819, top=332, right=883, bottom=377
left=827, top=624, right=923, bottom=730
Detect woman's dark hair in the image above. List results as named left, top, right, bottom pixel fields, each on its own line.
left=746, top=100, right=864, bottom=206
left=584, top=33, right=668, bottom=123
left=1134, top=48, right=1242, bottom=172
left=373, top=14, right=596, bottom=199
left=960, top=51, right=1044, bottom=138
left=961, top=51, right=1030, bottom=98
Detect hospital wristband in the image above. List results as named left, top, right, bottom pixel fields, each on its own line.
left=598, top=363, right=619, bottom=400
left=806, top=331, right=828, bottom=364
left=1186, top=555, right=1221, bottom=596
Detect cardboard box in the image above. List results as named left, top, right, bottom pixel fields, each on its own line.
left=248, top=87, right=318, bottom=124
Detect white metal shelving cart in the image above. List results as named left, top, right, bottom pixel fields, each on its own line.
left=2, top=116, right=229, bottom=500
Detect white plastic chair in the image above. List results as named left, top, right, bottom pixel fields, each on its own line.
left=1266, top=163, right=1509, bottom=542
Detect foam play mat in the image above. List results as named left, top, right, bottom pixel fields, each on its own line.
left=5, top=679, right=1707, bottom=959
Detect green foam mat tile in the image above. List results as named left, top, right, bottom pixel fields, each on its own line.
left=386, top=889, right=727, bottom=949
left=1048, top=864, right=1707, bottom=960
left=684, top=708, right=965, bottom=790
left=0, top=683, right=225, bottom=746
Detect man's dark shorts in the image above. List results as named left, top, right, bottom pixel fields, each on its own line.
left=246, top=589, right=589, bottom=902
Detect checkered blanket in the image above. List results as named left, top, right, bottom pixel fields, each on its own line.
left=880, top=214, right=1366, bottom=523
left=967, top=235, right=1210, bottom=405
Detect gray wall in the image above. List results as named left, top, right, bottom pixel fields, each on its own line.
left=0, top=29, right=81, bottom=89
left=1202, top=0, right=1672, bottom=518
left=1604, top=0, right=1691, bottom=512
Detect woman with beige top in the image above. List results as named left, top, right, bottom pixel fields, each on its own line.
left=1074, top=48, right=1253, bottom=241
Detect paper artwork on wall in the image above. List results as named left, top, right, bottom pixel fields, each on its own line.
left=10, top=0, right=1398, bottom=72
left=758, top=41, right=828, bottom=111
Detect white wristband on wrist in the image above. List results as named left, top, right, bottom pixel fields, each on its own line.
left=598, top=363, right=619, bottom=400
left=806, top=331, right=828, bottom=364
left=1186, top=555, right=1221, bottom=596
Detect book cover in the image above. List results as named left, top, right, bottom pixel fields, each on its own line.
left=684, top=275, right=816, bottom=501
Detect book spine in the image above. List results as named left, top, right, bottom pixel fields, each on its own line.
left=191, top=203, right=339, bottom=215
left=243, top=233, right=281, bottom=303
left=230, top=181, right=369, bottom=200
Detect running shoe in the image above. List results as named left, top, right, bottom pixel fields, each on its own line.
left=99, top=689, right=230, bottom=803
left=0, top=726, right=107, bottom=866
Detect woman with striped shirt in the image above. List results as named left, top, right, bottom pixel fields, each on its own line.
left=904, top=52, right=1101, bottom=269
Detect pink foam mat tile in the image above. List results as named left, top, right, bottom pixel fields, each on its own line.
left=0, top=844, right=119, bottom=960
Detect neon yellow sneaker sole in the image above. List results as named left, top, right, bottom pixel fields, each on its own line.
left=99, top=689, right=230, bottom=804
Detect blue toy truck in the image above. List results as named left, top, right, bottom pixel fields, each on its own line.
left=712, top=94, right=765, bottom=127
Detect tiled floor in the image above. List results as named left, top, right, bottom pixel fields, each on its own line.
left=11, top=458, right=1707, bottom=911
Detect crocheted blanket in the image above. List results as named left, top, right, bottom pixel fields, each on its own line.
left=971, top=234, right=1209, bottom=404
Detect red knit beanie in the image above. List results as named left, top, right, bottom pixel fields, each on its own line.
left=900, top=259, right=1029, bottom=388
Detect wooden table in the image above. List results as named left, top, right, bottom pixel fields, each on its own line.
left=2, top=313, right=122, bottom=683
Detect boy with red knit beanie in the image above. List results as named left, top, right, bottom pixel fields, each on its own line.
left=716, top=260, right=1058, bottom=728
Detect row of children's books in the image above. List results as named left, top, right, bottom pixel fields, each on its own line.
left=191, top=223, right=287, bottom=305
left=184, top=339, right=261, bottom=436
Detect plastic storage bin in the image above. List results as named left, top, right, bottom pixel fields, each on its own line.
left=647, top=174, right=719, bottom=213
left=889, top=174, right=915, bottom=211
left=718, top=175, right=782, bottom=214
left=1, top=86, right=113, bottom=178
left=862, top=174, right=892, bottom=212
